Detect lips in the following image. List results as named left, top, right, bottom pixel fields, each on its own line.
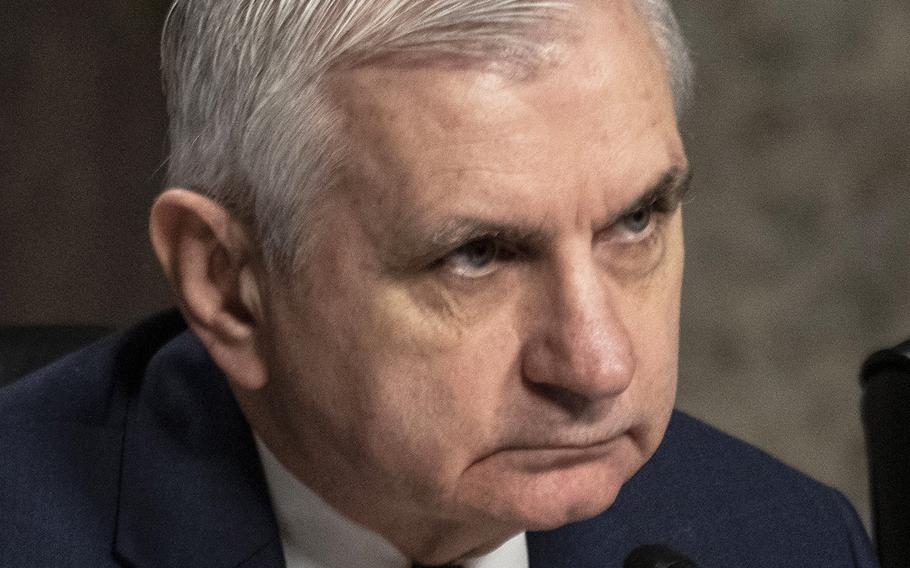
left=499, top=426, right=629, bottom=453
left=480, top=430, right=629, bottom=473
left=504, top=439, right=620, bottom=472
left=504, top=436, right=618, bottom=452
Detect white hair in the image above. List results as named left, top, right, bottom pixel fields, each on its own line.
left=161, top=0, right=692, bottom=271
left=635, top=0, right=693, bottom=118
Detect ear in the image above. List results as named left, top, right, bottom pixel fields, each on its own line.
left=149, top=188, right=268, bottom=390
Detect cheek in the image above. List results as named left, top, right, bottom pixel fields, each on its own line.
left=624, top=221, right=683, bottom=433
left=625, top=214, right=683, bottom=340
left=304, top=275, right=522, bottom=481
left=361, top=284, right=519, bottom=425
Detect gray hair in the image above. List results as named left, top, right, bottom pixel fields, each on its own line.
left=161, top=0, right=692, bottom=271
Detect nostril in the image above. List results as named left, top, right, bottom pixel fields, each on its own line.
left=520, top=324, right=636, bottom=415
left=526, top=381, right=599, bottom=419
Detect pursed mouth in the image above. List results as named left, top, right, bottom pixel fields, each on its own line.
left=497, top=426, right=629, bottom=453
left=508, top=441, right=620, bottom=472
left=478, top=431, right=630, bottom=472
left=502, top=436, right=619, bottom=452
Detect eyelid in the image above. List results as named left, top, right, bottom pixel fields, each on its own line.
left=455, top=235, right=527, bottom=258
left=650, top=194, right=684, bottom=214
left=436, top=234, right=495, bottom=260
left=605, top=202, right=666, bottom=244
left=446, top=258, right=498, bottom=279
left=612, top=168, right=692, bottom=224
left=632, top=192, right=681, bottom=218
left=439, top=235, right=529, bottom=278
left=438, top=237, right=501, bottom=279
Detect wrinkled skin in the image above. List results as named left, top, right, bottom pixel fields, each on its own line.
left=243, top=0, right=688, bottom=563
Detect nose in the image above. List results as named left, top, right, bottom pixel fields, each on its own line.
left=521, top=263, right=636, bottom=416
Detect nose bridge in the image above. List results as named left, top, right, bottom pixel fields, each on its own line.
left=524, top=256, right=636, bottom=404
left=560, top=263, right=634, bottom=387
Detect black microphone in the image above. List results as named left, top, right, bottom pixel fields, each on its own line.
left=623, top=544, right=698, bottom=568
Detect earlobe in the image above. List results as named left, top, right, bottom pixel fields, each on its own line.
left=149, top=188, right=269, bottom=390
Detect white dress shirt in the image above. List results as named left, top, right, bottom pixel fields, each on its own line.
left=255, top=437, right=529, bottom=568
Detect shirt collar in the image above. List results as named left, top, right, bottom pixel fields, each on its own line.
left=254, top=437, right=528, bottom=568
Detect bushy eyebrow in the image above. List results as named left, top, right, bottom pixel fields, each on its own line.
left=430, top=218, right=549, bottom=254
left=384, top=166, right=692, bottom=271
left=385, top=218, right=549, bottom=271
left=606, top=166, right=693, bottom=226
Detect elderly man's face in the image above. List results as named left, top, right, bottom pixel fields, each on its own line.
left=255, top=0, right=686, bottom=548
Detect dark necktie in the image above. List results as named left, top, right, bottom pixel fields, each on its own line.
left=412, top=564, right=462, bottom=568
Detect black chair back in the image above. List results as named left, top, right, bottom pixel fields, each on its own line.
left=861, top=338, right=910, bottom=568
left=0, top=325, right=112, bottom=386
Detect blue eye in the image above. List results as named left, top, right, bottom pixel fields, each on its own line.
left=455, top=239, right=498, bottom=268
left=444, top=238, right=507, bottom=278
left=621, top=207, right=653, bottom=234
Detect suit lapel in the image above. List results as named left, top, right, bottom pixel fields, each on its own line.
left=113, top=325, right=283, bottom=568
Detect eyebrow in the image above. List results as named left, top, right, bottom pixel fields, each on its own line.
left=385, top=165, right=692, bottom=270
left=605, top=166, right=693, bottom=227
left=386, top=218, right=550, bottom=271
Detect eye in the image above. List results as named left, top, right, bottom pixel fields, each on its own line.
left=615, top=206, right=656, bottom=241
left=444, top=237, right=508, bottom=278
left=622, top=207, right=652, bottom=232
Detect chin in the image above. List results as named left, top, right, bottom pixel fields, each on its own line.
left=524, top=482, right=624, bottom=530
left=491, top=460, right=630, bottom=531
left=458, top=432, right=648, bottom=531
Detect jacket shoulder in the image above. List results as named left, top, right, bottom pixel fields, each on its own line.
left=0, top=309, right=186, bottom=428
left=528, top=411, right=878, bottom=567
left=0, top=310, right=188, bottom=567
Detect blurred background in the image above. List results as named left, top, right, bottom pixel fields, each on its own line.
left=2, top=0, right=908, bottom=526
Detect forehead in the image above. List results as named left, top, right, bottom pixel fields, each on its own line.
left=325, top=0, right=683, bottom=226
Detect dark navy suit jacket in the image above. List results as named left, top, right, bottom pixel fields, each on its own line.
left=0, top=311, right=879, bottom=567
